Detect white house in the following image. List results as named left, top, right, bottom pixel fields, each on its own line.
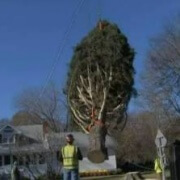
left=0, top=124, right=47, bottom=178
left=0, top=123, right=117, bottom=178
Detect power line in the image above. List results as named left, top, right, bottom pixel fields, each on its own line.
left=97, top=0, right=102, bottom=21
left=39, top=0, right=86, bottom=99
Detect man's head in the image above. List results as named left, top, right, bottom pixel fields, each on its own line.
left=66, top=134, right=74, bottom=144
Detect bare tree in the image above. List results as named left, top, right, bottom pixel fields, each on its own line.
left=15, top=83, right=65, bottom=132
left=11, top=111, right=42, bottom=126
left=142, top=15, right=180, bottom=124
left=115, top=112, right=157, bottom=164
left=115, top=111, right=180, bottom=167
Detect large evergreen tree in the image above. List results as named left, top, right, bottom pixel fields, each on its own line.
left=67, top=20, right=135, bottom=163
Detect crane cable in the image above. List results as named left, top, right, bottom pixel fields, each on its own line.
left=38, top=0, right=86, bottom=99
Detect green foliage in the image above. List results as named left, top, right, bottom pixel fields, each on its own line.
left=67, top=20, right=135, bottom=129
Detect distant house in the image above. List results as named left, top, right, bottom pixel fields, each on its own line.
left=0, top=124, right=47, bottom=178
left=0, top=123, right=116, bottom=178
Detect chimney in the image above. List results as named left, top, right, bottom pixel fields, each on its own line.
left=43, top=121, right=50, bottom=138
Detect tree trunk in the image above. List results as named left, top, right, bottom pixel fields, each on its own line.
left=87, top=124, right=108, bottom=163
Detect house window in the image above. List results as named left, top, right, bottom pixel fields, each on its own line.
left=13, top=155, right=17, bottom=164
left=29, top=154, right=34, bottom=164
left=33, top=154, right=37, bottom=164
left=18, top=156, right=24, bottom=166
left=0, top=156, right=2, bottom=166
left=9, top=136, right=14, bottom=143
left=0, top=134, right=2, bottom=143
left=2, top=137, right=14, bottom=144
left=25, top=155, right=30, bottom=165
left=57, top=151, right=59, bottom=159
left=4, top=155, right=10, bottom=165
left=39, top=154, right=45, bottom=164
left=2, top=126, right=14, bottom=144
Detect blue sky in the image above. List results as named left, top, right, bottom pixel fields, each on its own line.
left=0, top=0, right=180, bottom=119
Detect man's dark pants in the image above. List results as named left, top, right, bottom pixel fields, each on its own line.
left=63, top=168, right=79, bottom=180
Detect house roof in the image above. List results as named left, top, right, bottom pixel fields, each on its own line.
left=0, top=124, right=44, bottom=142
left=0, top=124, right=21, bottom=134
left=0, top=124, right=116, bottom=156
left=16, top=125, right=44, bottom=141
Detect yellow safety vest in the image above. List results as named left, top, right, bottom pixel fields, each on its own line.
left=61, top=145, right=78, bottom=169
left=154, top=158, right=162, bottom=173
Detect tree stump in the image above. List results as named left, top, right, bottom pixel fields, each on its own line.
left=87, top=124, right=108, bottom=163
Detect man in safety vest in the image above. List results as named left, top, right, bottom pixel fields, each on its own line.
left=60, top=134, right=83, bottom=180
left=154, top=157, right=162, bottom=180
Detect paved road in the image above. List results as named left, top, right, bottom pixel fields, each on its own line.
left=81, top=172, right=166, bottom=180
left=81, top=170, right=171, bottom=180
left=81, top=175, right=125, bottom=180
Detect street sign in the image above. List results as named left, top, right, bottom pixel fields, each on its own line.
left=155, top=129, right=167, bottom=180
left=155, top=129, right=167, bottom=148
